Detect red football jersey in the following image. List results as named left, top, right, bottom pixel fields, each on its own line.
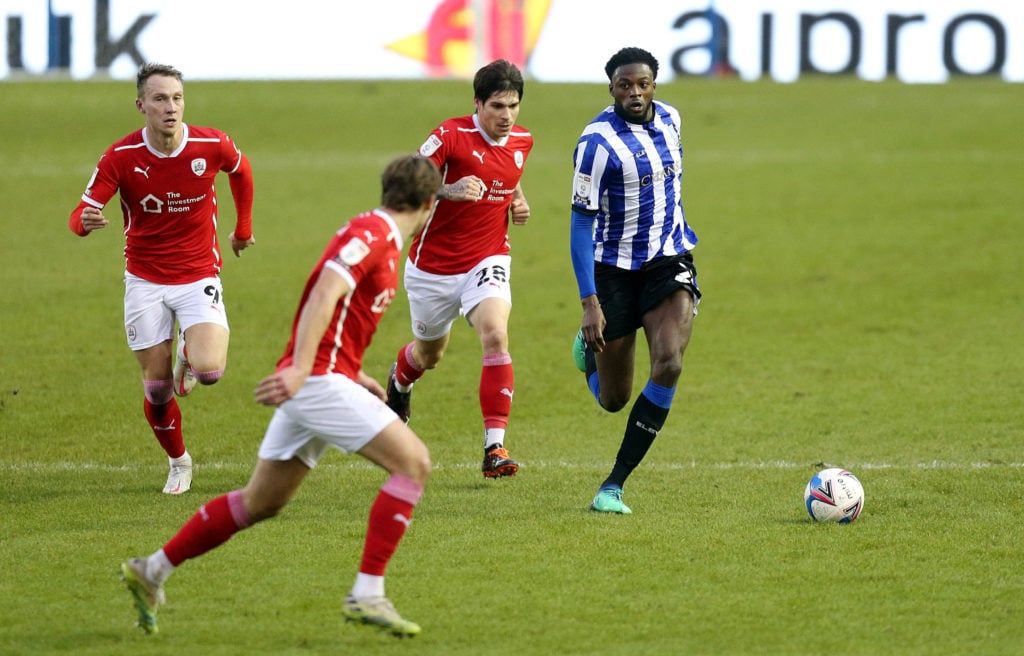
left=74, top=124, right=247, bottom=284
left=276, top=210, right=403, bottom=379
left=411, top=114, right=533, bottom=274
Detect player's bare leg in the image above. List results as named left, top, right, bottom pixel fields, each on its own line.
left=176, top=322, right=229, bottom=395
left=592, top=291, right=694, bottom=514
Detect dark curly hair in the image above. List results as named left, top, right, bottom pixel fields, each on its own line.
left=604, top=47, right=659, bottom=81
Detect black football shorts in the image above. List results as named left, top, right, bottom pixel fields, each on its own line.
left=595, top=252, right=701, bottom=342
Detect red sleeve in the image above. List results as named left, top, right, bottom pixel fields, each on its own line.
left=70, top=154, right=116, bottom=237
left=418, top=119, right=458, bottom=174
left=69, top=202, right=90, bottom=236
left=228, top=154, right=254, bottom=240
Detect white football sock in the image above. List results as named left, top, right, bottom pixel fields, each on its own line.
left=350, top=572, right=385, bottom=599
left=146, top=549, right=176, bottom=586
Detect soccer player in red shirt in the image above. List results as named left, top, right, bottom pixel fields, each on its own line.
left=385, top=59, right=533, bottom=478
left=119, top=154, right=441, bottom=638
left=68, top=63, right=256, bottom=495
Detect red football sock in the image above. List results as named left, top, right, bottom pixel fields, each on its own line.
left=144, top=397, right=185, bottom=458
left=393, top=342, right=425, bottom=388
left=480, top=353, right=513, bottom=430
left=162, top=490, right=251, bottom=566
left=358, top=475, right=423, bottom=576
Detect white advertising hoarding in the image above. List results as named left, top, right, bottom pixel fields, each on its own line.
left=2, top=0, right=1022, bottom=83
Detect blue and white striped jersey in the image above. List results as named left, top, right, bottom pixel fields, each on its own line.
left=571, top=100, right=698, bottom=270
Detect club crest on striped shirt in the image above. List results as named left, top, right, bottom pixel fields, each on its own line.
left=574, top=173, right=592, bottom=200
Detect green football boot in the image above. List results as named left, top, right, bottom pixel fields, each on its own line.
left=590, top=486, right=633, bottom=515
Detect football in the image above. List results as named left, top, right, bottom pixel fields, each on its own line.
left=804, top=468, right=865, bottom=523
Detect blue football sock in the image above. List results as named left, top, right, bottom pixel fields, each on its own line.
left=641, top=380, right=675, bottom=409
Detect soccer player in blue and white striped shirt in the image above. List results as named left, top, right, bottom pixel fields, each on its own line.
left=570, top=47, right=701, bottom=515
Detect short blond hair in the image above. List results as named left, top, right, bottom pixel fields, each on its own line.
left=136, top=63, right=183, bottom=98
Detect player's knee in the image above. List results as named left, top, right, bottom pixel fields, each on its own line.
left=247, top=497, right=287, bottom=523
left=478, top=328, right=509, bottom=354
left=398, top=442, right=432, bottom=487
left=414, top=348, right=444, bottom=370
left=650, top=356, right=683, bottom=386
left=412, top=456, right=432, bottom=486
left=144, top=379, right=175, bottom=405
left=599, top=392, right=630, bottom=413
left=407, top=445, right=432, bottom=486
left=194, top=368, right=225, bottom=386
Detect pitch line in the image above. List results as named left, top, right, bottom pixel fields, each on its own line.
left=4, top=460, right=1022, bottom=473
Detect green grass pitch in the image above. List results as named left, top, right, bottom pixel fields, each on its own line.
left=1, top=76, right=1022, bottom=655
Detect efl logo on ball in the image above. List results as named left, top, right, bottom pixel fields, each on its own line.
left=804, top=468, right=865, bottom=523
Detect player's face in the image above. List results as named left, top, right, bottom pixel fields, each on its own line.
left=137, top=74, right=185, bottom=142
left=609, top=63, right=656, bottom=123
left=474, top=90, right=521, bottom=141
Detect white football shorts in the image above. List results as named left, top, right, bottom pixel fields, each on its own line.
left=258, top=374, right=399, bottom=468
left=123, top=273, right=229, bottom=350
left=404, top=255, right=512, bottom=341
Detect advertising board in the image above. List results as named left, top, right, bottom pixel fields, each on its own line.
left=3, top=0, right=1021, bottom=82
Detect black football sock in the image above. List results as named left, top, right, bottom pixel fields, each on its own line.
left=602, top=392, right=670, bottom=489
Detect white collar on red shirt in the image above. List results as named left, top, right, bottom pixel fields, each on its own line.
left=371, top=208, right=403, bottom=251
left=141, top=123, right=190, bottom=158
left=472, top=114, right=509, bottom=147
